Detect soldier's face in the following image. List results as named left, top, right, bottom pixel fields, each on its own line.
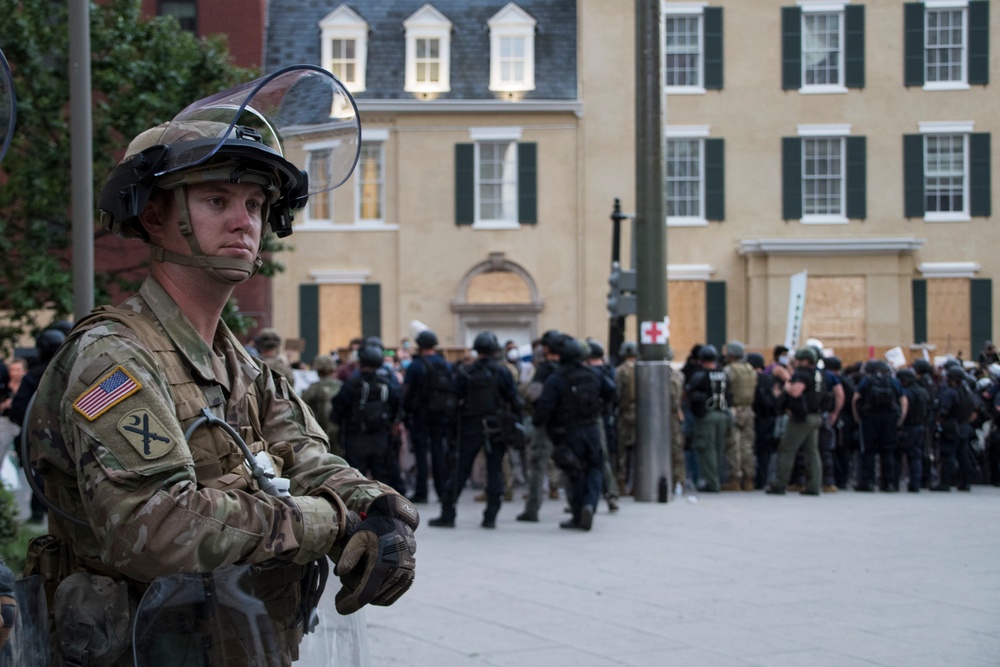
left=185, top=181, right=265, bottom=261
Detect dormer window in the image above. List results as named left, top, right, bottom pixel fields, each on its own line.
left=320, top=5, right=369, bottom=93
left=488, top=3, right=536, bottom=93
left=404, top=4, right=452, bottom=94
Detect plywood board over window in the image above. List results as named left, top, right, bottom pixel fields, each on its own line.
left=800, top=276, right=866, bottom=348
left=319, top=284, right=361, bottom=353
left=927, top=278, right=971, bottom=357
left=467, top=271, right=532, bottom=304
left=668, top=280, right=707, bottom=358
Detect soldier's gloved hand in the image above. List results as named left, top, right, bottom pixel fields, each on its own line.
left=332, top=494, right=418, bottom=615
left=0, top=557, right=17, bottom=648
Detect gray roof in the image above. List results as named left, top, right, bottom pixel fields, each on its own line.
left=265, top=0, right=577, bottom=100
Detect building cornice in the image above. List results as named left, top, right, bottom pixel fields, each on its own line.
left=309, top=269, right=371, bottom=284
left=739, top=237, right=926, bottom=255
left=917, top=262, right=981, bottom=278
left=356, top=99, right=584, bottom=116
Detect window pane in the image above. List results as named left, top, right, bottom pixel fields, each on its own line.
left=330, top=39, right=356, bottom=83
left=925, top=134, right=965, bottom=213
left=359, top=142, right=383, bottom=221
left=499, top=36, right=526, bottom=84
left=478, top=141, right=518, bottom=222
left=925, top=9, right=965, bottom=83
left=308, top=149, right=333, bottom=220
left=159, top=1, right=196, bottom=32
left=665, top=16, right=701, bottom=87
left=415, top=38, right=440, bottom=83
left=803, top=13, right=841, bottom=86
left=666, top=138, right=701, bottom=217
left=802, top=138, right=843, bottom=216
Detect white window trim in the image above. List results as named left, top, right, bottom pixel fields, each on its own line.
left=923, top=3, right=969, bottom=91
left=919, top=124, right=972, bottom=222
left=469, top=126, right=523, bottom=142
left=798, top=4, right=848, bottom=94
left=355, top=134, right=387, bottom=226
left=299, top=140, right=342, bottom=229
left=665, top=129, right=709, bottom=227
left=489, top=3, right=536, bottom=93
left=800, top=134, right=849, bottom=225
left=469, top=129, right=521, bottom=230
left=663, top=4, right=706, bottom=94
left=404, top=5, right=452, bottom=94
left=319, top=6, right=369, bottom=93
left=667, top=263, right=715, bottom=281
left=917, top=261, right=980, bottom=278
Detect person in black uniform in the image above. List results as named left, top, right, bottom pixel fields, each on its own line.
left=401, top=329, right=455, bottom=504
left=331, top=344, right=402, bottom=488
left=897, top=368, right=929, bottom=492
left=933, top=365, right=975, bottom=491
left=851, top=360, right=906, bottom=492
left=534, top=336, right=615, bottom=531
left=429, top=331, right=521, bottom=529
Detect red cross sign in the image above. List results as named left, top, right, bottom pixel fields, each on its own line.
left=640, top=317, right=670, bottom=345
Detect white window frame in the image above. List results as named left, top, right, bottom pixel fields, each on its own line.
left=924, top=0, right=970, bottom=91
left=300, top=141, right=340, bottom=229
left=470, top=127, right=521, bottom=230
left=489, top=3, right=536, bottom=93
left=920, top=120, right=973, bottom=222
left=663, top=3, right=708, bottom=95
left=319, top=5, right=369, bottom=93
left=404, top=4, right=452, bottom=94
left=666, top=125, right=710, bottom=227
left=798, top=2, right=848, bottom=94
left=355, top=129, right=388, bottom=227
left=798, top=124, right=851, bottom=225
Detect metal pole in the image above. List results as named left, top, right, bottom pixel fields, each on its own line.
left=633, top=0, right=671, bottom=502
left=70, top=0, right=94, bottom=320
left=608, top=198, right=626, bottom=367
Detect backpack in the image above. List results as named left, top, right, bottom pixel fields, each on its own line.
left=708, top=370, right=729, bottom=411
left=953, top=382, right=975, bottom=422
left=866, top=373, right=896, bottom=411
left=423, top=358, right=457, bottom=416
left=462, top=362, right=501, bottom=418
left=557, top=365, right=602, bottom=426
left=355, top=377, right=391, bottom=433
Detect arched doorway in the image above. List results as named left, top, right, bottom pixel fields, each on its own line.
left=452, top=252, right=543, bottom=348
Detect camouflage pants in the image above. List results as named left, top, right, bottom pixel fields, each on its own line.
left=671, top=414, right=686, bottom=488
left=616, top=415, right=636, bottom=486
left=522, top=416, right=556, bottom=514
left=725, top=406, right=756, bottom=482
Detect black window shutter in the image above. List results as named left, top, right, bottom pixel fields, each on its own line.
left=299, top=284, right=320, bottom=366
left=971, top=279, right=993, bottom=355
left=969, top=1, right=990, bottom=85
left=970, top=133, right=991, bottom=218
left=705, top=281, right=727, bottom=350
left=903, top=134, right=925, bottom=218
left=705, top=138, right=725, bottom=221
left=518, top=142, right=537, bottom=224
left=361, top=284, right=381, bottom=340
left=846, top=136, right=867, bottom=219
left=845, top=5, right=865, bottom=88
left=904, top=3, right=925, bottom=87
left=781, top=7, right=802, bottom=90
left=455, top=143, right=474, bottom=225
left=782, top=137, right=802, bottom=220
left=912, top=279, right=927, bottom=345
left=703, top=7, right=724, bottom=90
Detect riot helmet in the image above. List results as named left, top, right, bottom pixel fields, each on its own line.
left=415, top=330, right=438, bottom=350
left=794, top=347, right=817, bottom=364
left=358, top=345, right=383, bottom=368
left=912, top=359, right=933, bottom=376
left=540, top=330, right=562, bottom=352
left=698, top=344, right=719, bottom=362
left=586, top=338, right=605, bottom=360
left=896, top=368, right=916, bottom=385
left=975, top=377, right=993, bottom=393
left=98, top=66, right=360, bottom=284
left=824, top=356, right=842, bottom=371
left=747, top=352, right=765, bottom=370
left=473, top=331, right=500, bottom=356
left=557, top=336, right=584, bottom=364
left=619, top=341, right=638, bottom=358
left=865, top=360, right=891, bottom=375
left=36, top=328, right=66, bottom=363
left=364, top=336, right=384, bottom=351
left=945, top=365, right=966, bottom=384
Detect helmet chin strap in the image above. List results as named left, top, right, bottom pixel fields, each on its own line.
left=147, top=182, right=263, bottom=285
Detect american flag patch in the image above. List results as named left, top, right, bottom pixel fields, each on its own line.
left=73, top=366, right=142, bottom=421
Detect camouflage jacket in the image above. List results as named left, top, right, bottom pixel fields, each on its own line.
left=615, top=360, right=637, bottom=422
left=28, top=276, right=394, bottom=583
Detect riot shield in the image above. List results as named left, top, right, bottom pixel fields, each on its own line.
left=0, top=575, right=51, bottom=667
left=0, top=47, right=15, bottom=162
left=133, top=562, right=368, bottom=666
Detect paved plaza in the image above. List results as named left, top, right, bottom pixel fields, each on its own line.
left=342, top=486, right=1000, bottom=667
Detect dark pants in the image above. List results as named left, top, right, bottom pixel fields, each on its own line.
left=557, top=424, right=604, bottom=523
left=833, top=418, right=857, bottom=489
left=409, top=416, right=451, bottom=501
left=345, top=432, right=392, bottom=486
left=440, top=419, right=506, bottom=521
left=860, top=411, right=899, bottom=490
left=818, top=417, right=836, bottom=487
left=900, top=423, right=925, bottom=491
left=754, top=415, right=776, bottom=489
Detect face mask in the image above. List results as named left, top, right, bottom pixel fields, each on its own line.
left=401, top=359, right=411, bottom=371
left=778, top=355, right=789, bottom=365
left=506, top=349, right=519, bottom=363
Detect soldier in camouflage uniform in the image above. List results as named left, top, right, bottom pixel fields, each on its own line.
left=300, top=353, right=344, bottom=456
left=669, top=363, right=687, bottom=493
left=24, top=71, right=417, bottom=665
left=255, top=327, right=296, bottom=386
left=615, top=341, right=638, bottom=494
left=723, top=341, right=758, bottom=491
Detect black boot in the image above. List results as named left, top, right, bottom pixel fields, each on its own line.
left=429, top=505, right=456, bottom=527
left=482, top=499, right=501, bottom=529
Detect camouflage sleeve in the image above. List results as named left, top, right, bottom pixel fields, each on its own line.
left=49, top=326, right=341, bottom=581
left=254, top=366, right=395, bottom=515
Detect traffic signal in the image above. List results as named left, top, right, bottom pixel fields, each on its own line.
left=607, top=265, right=637, bottom=317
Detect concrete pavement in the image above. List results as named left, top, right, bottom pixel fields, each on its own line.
left=340, top=486, right=1000, bottom=667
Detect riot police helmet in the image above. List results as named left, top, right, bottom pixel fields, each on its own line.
left=865, top=359, right=891, bottom=375
left=794, top=347, right=818, bottom=364
left=415, top=329, right=438, bottom=350
left=619, top=341, right=638, bottom=358
left=945, top=365, right=966, bottom=384
left=975, top=377, right=994, bottom=393
left=698, top=344, right=719, bottom=361
left=896, top=368, right=916, bottom=385
left=540, top=330, right=563, bottom=351
left=364, top=336, right=384, bottom=350
left=746, top=352, right=765, bottom=370
left=358, top=345, right=383, bottom=368
left=912, top=359, right=933, bottom=375
left=557, top=336, right=584, bottom=364
left=473, top=331, right=500, bottom=356
left=824, top=356, right=842, bottom=371
left=586, top=338, right=605, bottom=360
left=36, top=328, right=66, bottom=363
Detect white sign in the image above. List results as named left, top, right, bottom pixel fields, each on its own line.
left=640, top=317, right=670, bottom=345
left=784, top=270, right=808, bottom=351
left=884, top=346, right=907, bottom=369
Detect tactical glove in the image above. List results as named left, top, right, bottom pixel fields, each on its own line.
left=0, top=558, right=16, bottom=648
left=333, top=494, right=418, bottom=615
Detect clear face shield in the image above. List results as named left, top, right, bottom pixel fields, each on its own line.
left=0, top=47, right=16, bottom=162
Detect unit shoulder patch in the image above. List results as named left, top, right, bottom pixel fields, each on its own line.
left=73, top=366, right=142, bottom=421
left=117, top=410, right=174, bottom=459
